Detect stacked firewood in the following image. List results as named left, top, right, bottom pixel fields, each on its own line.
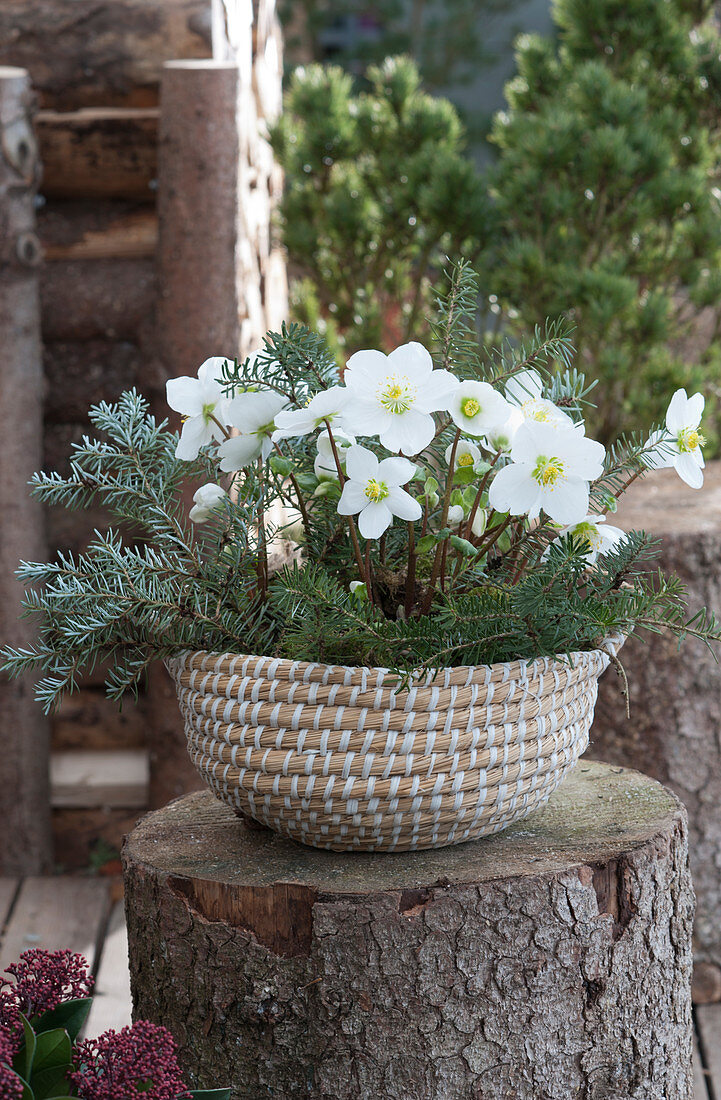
left=0, top=0, right=287, bottom=868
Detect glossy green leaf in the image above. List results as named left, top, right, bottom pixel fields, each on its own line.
left=17, top=1014, right=37, bottom=1081
left=13, top=1071, right=35, bottom=1100
left=31, top=1030, right=72, bottom=1075
left=28, top=1061, right=73, bottom=1099
left=33, top=1000, right=91, bottom=1042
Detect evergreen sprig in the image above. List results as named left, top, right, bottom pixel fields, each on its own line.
left=1, top=260, right=718, bottom=710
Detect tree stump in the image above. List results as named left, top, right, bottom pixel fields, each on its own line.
left=591, top=462, right=721, bottom=1003
left=122, top=760, right=694, bottom=1100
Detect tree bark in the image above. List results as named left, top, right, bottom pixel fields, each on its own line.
left=591, top=461, right=721, bottom=1004
left=0, top=67, right=52, bottom=872
left=123, top=761, right=694, bottom=1100
left=156, top=60, right=245, bottom=375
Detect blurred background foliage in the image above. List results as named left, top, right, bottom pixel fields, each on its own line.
left=274, top=0, right=721, bottom=446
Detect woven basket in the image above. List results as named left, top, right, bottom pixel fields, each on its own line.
left=167, top=635, right=623, bottom=852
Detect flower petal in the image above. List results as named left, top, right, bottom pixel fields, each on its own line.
left=337, top=480, right=369, bottom=515
left=358, top=501, right=393, bottom=539
left=175, top=416, right=210, bottom=460
left=414, top=368, right=460, bottom=413
left=505, top=369, right=543, bottom=405
left=377, top=456, right=416, bottom=486
left=218, top=434, right=263, bottom=471
left=685, top=391, right=705, bottom=428
left=665, top=389, right=689, bottom=434
left=342, top=400, right=392, bottom=437
left=674, top=451, right=704, bottom=488
left=488, top=463, right=542, bottom=517
left=345, top=445, right=379, bottom=483
left=386, top=486, right=422, bottom=521
left=197, top=356, right=230, bottom=389
left=387, top=341, right=434, bottom=379
left=380, top=409, right=435, bottom=455
left=541, top=477, right=589, bottom=525
left=344, top=349, right=389, bottom=388
left=226, top=390, right=287, bottom=432
left=166, top=377, right=203, bottom=417
left=643, top=430, right=676, bottom=470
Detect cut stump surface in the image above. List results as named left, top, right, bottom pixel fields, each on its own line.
left=123, top=761, right=693, bottom=1099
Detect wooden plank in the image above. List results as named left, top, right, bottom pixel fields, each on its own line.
left=0, top=878, right=110, bottom=969
left=693, top=1030, right=710, bottom=1099
left=0, top=880, right=19, bottom=932
left=696, top=1004, right=721, bottom=1097
left=51, top=751, right=149, bottom=809
left=0, top=1, right=212, bottom=111
left=84, top=901, right=132, bottom=1038
left=38, top=204, right=158, bottom=261
left=41, top=258, right=156, bottom=341
left=37, top=108, right=158, bottom=199
left=52, top=690, right=148, bottom=752
left=53, top=809, right=143, bottom=873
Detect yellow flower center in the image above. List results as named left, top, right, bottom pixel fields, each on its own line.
left=379, top=375, right=416, bottom=414
left=461, top=397, right=481, bottom=419
left=532, top=455, right=565, bottom=487
left=573, top=521, right=601, bottom=549
left=365, top=478, right=389, bottom=503
left=677, top=427, right=705, bottom=453
left=457, top=453, right=475, bottom=467
left=524, top=399, right=550, bottom=423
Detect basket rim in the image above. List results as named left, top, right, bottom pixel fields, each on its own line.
left=166, top=631, right=625, bottom=683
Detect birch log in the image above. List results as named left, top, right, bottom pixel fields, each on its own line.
left=0, top=67, right=52, bottom=872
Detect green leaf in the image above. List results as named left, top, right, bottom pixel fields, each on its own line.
left=31, top=1030, right=72, bottom=1075
left=33, top=1000, right=91, bottom=1042
left=450, top=535, right=478, bottom=557
left=416, top=534, right=436, bottom=555
left=269, top=454, right=292, bottom=476
left=453, top=465, right=476, bottom=486
left=189, top=1090, right=231, bottom=1099
left=12, top=1072, right=35, bottom=1100
left=29, top=1062, right=73, bottom=1099
left=16, top=1014, right=37, bottom=1081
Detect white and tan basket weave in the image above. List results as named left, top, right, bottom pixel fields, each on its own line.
left=167, top=635, right=623, bottom=852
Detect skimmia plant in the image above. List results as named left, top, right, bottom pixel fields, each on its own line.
left=0, top=949, right=228, bottom=1099
left=1, top=261, right=719, bottom=709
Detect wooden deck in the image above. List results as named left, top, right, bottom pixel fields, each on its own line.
left=0, top=876, right=716, bottom=1093
left=0, top=877, right=131, bottom=1037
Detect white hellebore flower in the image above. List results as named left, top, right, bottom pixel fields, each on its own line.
left=337, top=445, right=422, bottom=539
left=551, top=514, right=626, bottom=564
left=272, top=386, right=350, bottom=442
left=218, top=390, right=289, bottom=472
left=449, top=381, right=512, bottom=437
left=488, top=421, right=605, bottom=525
left=314, top=428, right=356, bottom=479
left=343, top=342, right=458, bottom=456
left=166, top=357, right=231, bottom=460
left=505, top=369, right=573, bottom=429
left=447, top=504, right=465, bottom=525
left=189, top=483, right=227, bottom=524
left=484, top=409, right=523, bottom=454
left=445, top=439, right=483, bottom=471
left=645, top=388, right=705, bottom=489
